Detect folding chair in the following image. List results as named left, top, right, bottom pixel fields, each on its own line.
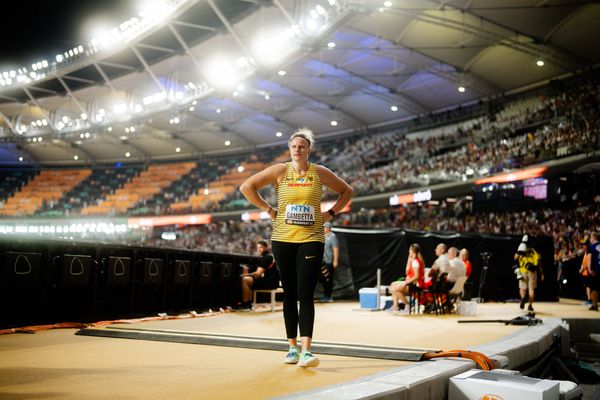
left=407, top=283, right=422, bottom=314
left=445, top=276, right=468, bottom=313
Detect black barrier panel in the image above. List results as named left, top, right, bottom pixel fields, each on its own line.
left=107, top=256, right=132, bottom=285
left=143, top=258, right=164, bottom=285
left=331, top=228, right=558, bottom=302
left=219, top=262, right=235, bottom=283
left=197, top=261, right=214, bottom=285
left=62, top=254, right=92, bottom=286
left=174, top=259, right=191, bottom=285
left=5, top=252, right=42, bottom=286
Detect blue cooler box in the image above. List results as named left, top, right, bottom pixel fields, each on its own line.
left=359, top=287, right=378, bottom=309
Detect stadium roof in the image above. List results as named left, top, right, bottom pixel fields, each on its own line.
left=0, top=0, right=598, bottom=166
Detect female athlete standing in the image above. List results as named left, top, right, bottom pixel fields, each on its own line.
left=240, top=128, right=353, bottom=368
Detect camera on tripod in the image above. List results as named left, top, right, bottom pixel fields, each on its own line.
left=480, top=252, right=492, bottom=262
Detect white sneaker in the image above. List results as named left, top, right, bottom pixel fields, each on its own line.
left=284, top=348, right=299, bottom=364
left=298, top=352, right=320, bottom=368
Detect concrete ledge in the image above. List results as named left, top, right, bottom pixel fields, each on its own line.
left=471, top=317, right=562, bottom=369
left=276, top=317, right=564, bottom=399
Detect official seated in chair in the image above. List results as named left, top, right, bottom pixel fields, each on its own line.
left=426, top=243, right=450, bottom=286
left=422, top=243, right=450, bottom=314
left=388, top=244, right=424, bottom=313
left=235, top=240, right=279, bottom=311
left=447, top=247, right=467, bottom=283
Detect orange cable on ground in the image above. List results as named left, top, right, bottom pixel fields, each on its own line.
left=0, top=309, right=230, bottom=335
left=422, top=349, right=495, bottom=371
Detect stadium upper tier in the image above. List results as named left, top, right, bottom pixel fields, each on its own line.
left=0, top=73, right=598, bottom=218
left=0, top=1, right=598, bottom=165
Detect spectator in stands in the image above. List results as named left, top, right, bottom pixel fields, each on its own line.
left=460, top=248, right=472, bottom=278
left=239, top=128, right=353, bottom=368
left=514, top=241, right=543, bottom=312
left=587, top=232, right=600, bottom=311
left=388, top=243, right=425, bottom=313
left=319, top=222, right=339, bottom=303
left=447, top=247, right=467, bottom=283
left=235, top=240, right=279, bottom=311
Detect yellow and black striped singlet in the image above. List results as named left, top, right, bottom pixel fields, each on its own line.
left=271, top=162, right=324, bottom=243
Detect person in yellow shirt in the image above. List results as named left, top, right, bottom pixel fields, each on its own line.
left=514, top=242, right=543, bottom=312
left=240, top=128, right=352, bottom=368
left=579, top=242, right=592, bottom=305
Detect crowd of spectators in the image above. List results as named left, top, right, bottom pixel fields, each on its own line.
left=145, top=194, right=600, bottom=262
left=202, top=74, right=600, bottom=211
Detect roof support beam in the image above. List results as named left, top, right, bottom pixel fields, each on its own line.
left=206, top=0, right=254, bottom=59
left=135, top=42, right=177, bottom=54
left=27, top=86, right=58, bottom=95
left=273, top=79, right=368, bottom=128
left=0, top=93, right=19, bottom=102
left=22, top=87, right=57, bottom=133
left=98, top=60, right=137, bottom=71
left=389, top=6, right=584, bottom=71
left=62, top=75, right=96, bottom=84
left=170, top=19, right=217, bottom=32
left=0, top=109, right=19, bottom=136
left=131, top=45, right=166, bottom=93
left=92, top=62, right=122, bottom=98
left=167, top=23, right=212, bottom=84
left=56, top=76, right=91, bottom=121
left=320, top=56, right=429, bottom=114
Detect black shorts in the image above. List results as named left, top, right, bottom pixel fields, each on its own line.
left=253, top=277, right=279, bottom=290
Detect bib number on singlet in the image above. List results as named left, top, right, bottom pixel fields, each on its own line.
left=285, top=204, right=315, bottom=226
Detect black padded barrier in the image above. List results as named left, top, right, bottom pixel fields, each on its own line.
left=106, top=256, right=132, bottom=286
left=0, top=238, right=267, bottom=328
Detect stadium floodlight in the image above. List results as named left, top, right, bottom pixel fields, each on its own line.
left=235, top=57, right=250, bottom=69
left=276, top=131, right=282, bottom=137
left=113, top=103, right=127, bottom=113
left=251, top=27, right=296, bottom=66
left=278, top=70, right=286, bottom=76
left=125, top=152, right=131, bottom=158
left=224, top=140, right=231, bottom=146
left=18, top=157, right=23, bottom=162
left=390, top=105, right=398, bottom=111
left=205, top=56, right=241, bottom=89
left=330, top=120, right=338, bottom=126
left=327, top=42, right=336, bottom=48
left=305, top=19, right=318, bottom=32
left=536, top=60, right=544, bottom=67
left=138, top=0, right=170, bottom=22
left=458, top=86, right=466, bottom=92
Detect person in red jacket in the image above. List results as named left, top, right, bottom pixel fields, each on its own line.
left=460, top=248, right=472, bottom=278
